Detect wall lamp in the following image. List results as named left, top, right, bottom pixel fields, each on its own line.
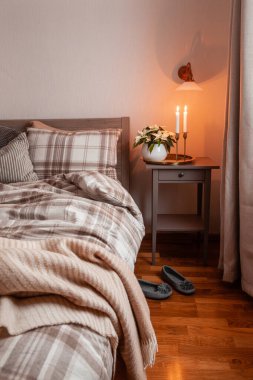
left=176, top=62, right=202, bottom=91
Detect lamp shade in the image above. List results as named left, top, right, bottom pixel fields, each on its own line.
left=176, top=81, right=203, bottom=91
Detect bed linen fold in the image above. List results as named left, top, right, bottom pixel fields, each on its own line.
left=0, top=237, right=157, bottom=380
left=0, top=170, right=145, bottom=269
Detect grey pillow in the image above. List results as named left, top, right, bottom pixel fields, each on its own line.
left=0, top=125, right=18, bottom=148
left=0, top=133, right=38, bottom=183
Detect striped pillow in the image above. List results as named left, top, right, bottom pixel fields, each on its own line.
left=27, top=128, right=121, bottom=179
left=0, top=133, right=38, bottom=183
left=0, top=125, right=18, bottom=148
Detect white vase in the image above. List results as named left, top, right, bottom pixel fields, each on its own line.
left=142, top=143, right=168, bottom=162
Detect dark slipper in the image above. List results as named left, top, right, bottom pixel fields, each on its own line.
left=161, top=266, right=195, bottom=295
left=138, top=279, right=172, bottom=300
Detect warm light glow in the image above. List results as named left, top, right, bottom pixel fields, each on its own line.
left=175, top=105, right=180, bottom=133
left=168, top=360, right=183, bottom=380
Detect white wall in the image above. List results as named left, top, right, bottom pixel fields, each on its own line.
left=0, top=0, right=232, bottom=233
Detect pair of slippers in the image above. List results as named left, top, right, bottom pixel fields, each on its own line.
left=138, top=265, right=195, bottom=300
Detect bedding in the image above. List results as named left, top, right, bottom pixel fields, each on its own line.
left=26, top=127, right=121, bottom=180
left=0, top=171, right=142, bottom=268
left=0, top=133, right=38, bottom=184
left=0, top=125, right=18, bottom=148
left=0, top=236, right=156, bottom=379
left=0, top=325, right=113, bottom=380
left=0, top=171, right=153, bottom=379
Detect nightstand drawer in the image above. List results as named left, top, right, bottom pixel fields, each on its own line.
left=158, top=169, right=205, bottom=181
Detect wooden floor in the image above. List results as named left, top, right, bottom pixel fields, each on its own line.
left=135, top=234, right=253, bottom=380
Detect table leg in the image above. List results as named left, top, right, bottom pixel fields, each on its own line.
left=152, top=169, right=158, bottom=265
left=197, top=183, right=203, bottom=216
left=203, top=170, right=211, bottom=265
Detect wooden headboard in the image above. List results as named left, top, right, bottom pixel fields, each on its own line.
left=1, top=117, right=130, bottom=190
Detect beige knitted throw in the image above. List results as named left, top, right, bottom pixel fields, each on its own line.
left=0, top=237, right=157, bottom=380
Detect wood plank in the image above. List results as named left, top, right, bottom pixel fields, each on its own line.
left=135, top=234, right=253, bottom=380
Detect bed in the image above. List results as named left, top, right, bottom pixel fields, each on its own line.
left=0, top=118, right=157, bottom=380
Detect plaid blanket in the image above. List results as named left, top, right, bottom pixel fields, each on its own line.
left=0, top=170, right=145, bottom=269
left=0, top=325, right=113, bottom=380
left=0, top=171, right=146, bottom=379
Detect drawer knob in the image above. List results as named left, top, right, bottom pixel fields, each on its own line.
left=178, top=172, right=184, bottom=178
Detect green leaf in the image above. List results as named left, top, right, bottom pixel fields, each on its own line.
left=149, top=143, right=155, bottom=153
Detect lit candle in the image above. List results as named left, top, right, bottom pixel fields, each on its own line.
left=183, top=105, right=188, bottom=132
left=175, top=105, right=180, bottom=133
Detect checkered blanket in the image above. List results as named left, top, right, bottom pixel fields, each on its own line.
left=0, top=325, right=113, bottom=380
left=0, top=170, right=144, bottom=269
left=0, top=171, right=147, bottom=379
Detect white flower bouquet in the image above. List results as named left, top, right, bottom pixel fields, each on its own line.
left=133, top=125, right=176, bottom=153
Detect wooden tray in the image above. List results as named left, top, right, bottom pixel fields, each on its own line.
left=143, top=153, right=195, bottom=165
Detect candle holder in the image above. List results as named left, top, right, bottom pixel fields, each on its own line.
left=175, top=133, right=180, bottom=161
left=183, top=132, right=188, bottom=160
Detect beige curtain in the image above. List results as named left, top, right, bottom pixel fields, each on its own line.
left=220, top=0, right=253, bottom=297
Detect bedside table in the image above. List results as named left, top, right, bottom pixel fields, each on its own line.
left=145, top=157, right=220, bottom=265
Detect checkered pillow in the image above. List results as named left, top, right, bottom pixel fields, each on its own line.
left=27, top=128, right=121, bottom=179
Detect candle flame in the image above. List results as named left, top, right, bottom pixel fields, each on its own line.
left=176, top=105, right=180, bottom=112
left=184, top=105, right=187, bottom=112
